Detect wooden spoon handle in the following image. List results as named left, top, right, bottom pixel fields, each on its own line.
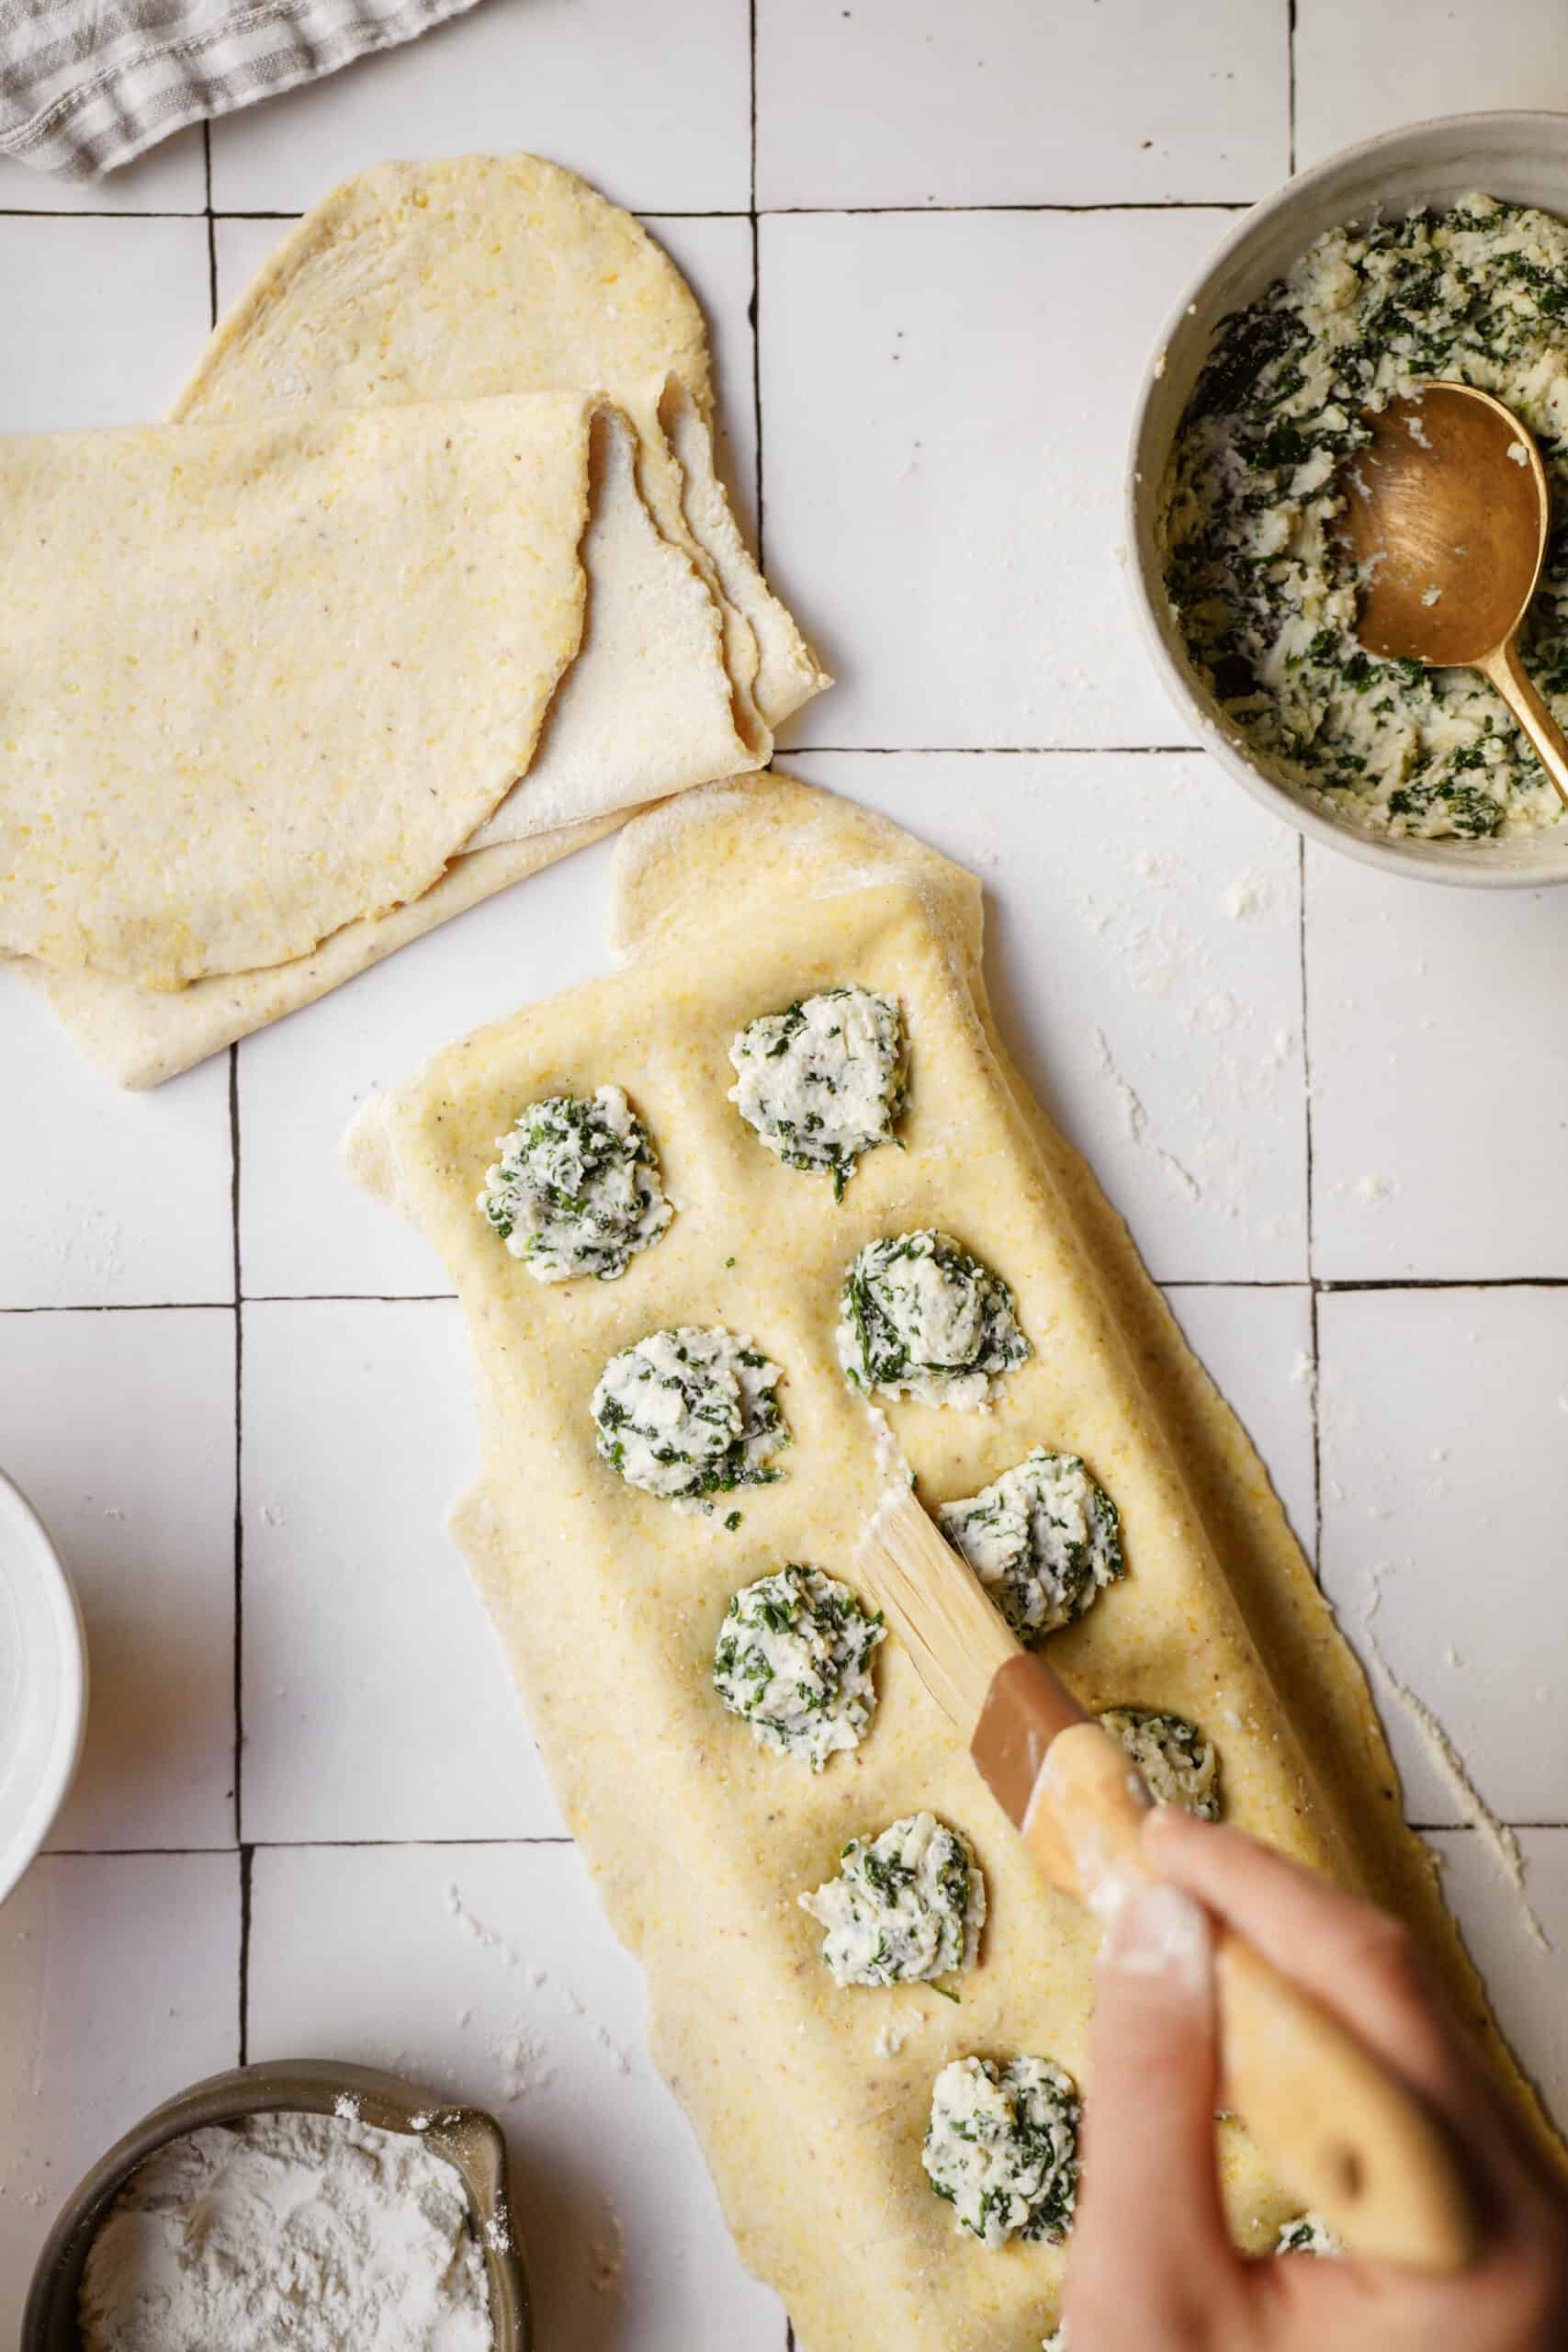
left=1482, top=638, right=1568, bottom=810
left=1024, top=1722, right=1477, bottom=2271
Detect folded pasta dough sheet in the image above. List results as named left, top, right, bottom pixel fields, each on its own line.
left=351, top=774, right=1558, bottom=2350
left=4, top=153, right=829, bottom=1086
left=173, top=153, right=829, bottom=743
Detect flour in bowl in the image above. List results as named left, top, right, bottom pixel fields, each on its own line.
left=78, top=2108, right=494, bottom=2352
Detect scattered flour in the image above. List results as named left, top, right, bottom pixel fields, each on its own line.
left=444, top=1883, right=519, bottom=1966
left=493, top=2027, right=554, bottom=2103
left=77, top=2109, right=493, bottom=2352
left=1359, top=1623, right=1551, bottom=1954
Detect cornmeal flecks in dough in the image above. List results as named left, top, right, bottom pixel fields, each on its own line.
left=837, top=1231, right=1030, bottom=1408
left=1098, top=1706, right=1222, bottom=1820
left=712, top=1566, right=884, bottom=1770
left=799, top=1812, right=985, bottom=1988
left=728, top=985, right=906, bottom=1199
left=478, top=1085, right=671, bottom=1282
left=923, top=2056, right=1079, bottom=2250
left=940, top=1449, right=1123, bottom=1646
left=591, top=1328, right=786, bottom=1502
left=1277, top=2212, right=1342, bottom=2256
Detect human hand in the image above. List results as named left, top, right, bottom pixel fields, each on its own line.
left=1061, top=1804, right=1568, bottom=2350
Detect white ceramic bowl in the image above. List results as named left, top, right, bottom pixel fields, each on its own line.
left=0, top=1471, right=86, bottom=1904
left=1127, top=108, right=1568, bottom=888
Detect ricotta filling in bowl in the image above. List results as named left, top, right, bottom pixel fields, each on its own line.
left=1163, top=192, right=1568, bottom=842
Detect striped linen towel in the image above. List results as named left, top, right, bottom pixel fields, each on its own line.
left=0, top=0, right=485, bottom=178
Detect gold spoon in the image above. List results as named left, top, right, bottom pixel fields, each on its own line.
left=1341, top=379, right=1568, bottom=810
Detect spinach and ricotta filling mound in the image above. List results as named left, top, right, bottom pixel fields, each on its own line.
left=799, top=1812, right=986, bottom=1987
left=1098, top=1706, right=1221, bottom=1819
left=1277, top=2212, right=1342, bottom=2256
left=922, top=2055, right=1079, bottom=2250
left=1164, top=192, right=1568, bottom=842
left=478, top=1084, right=672, bottom=1281
left=729, top=986, right=907, bottom=1198
left=591, top=1328, right=786, bottom=1502
left=939, top=1448, right=1123, bottom=1645
left=837, top=1231, right=1031, bottom=1408
left=712, top=1565, right=885, bottom=1769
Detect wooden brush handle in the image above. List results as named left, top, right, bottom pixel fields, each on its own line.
left=1030, top=1721, right=1477, bottom=2271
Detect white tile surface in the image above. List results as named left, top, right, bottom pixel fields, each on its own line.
left=0, top=1852, right=239, bottom=2341
left=210, top=209, right=287, bottom=309
left=0, top=125, right=206, bottom=213
left=758, top=0, right=1287, bottom=209
left=0, top=217, right=209, bottom=428
left=0, top=1310, right=236, bottom=1850
left=1306, top=849, right=1568, bottom=1281
left=760, top=207, right=1231, bottom=751
left=0, top=980, right=232, bottom=1308
left=5, top=0, right=1568, bottom=2324
left=242, top=1300, right=565, bottom=1842
left=1162, top=1285, right=1317, bottom=1553
left=1430, top=1827, right=1568, bottom=2135
left=208, top=0, right=751, bottom=216
left=1316, top=1286, right=1568, bottom=1827
left=1295, top=0, right=1568, bottom=171
left=236, top=832, right=621, bottom=1300
left=788, top=751, right=1308, bottom=1281
left=248, top=1842, right=788, bottom=2352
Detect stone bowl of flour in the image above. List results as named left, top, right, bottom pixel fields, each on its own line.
left=23, top=2059, right=530, bottom=2352
left=1127, top=109, right=1568, bottom=889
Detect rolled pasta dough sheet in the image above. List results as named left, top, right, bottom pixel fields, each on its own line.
left=3, top=155, right=827, bottom=1083
left=348, top=774, right=1564, bottom=2351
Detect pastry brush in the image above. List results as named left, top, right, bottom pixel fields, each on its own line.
left=856, top=1486, right=1477, bottom=2271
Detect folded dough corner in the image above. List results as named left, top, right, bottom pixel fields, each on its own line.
left=0, top=153, right=829, bottom=1083
left=345, top=773, right=1564, bottom=2352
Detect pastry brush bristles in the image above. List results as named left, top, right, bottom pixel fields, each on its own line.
left=855, top=1487, right=1019, bottom=1736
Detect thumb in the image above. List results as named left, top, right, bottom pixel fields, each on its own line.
left=1066, top=1877, right=1235, bottom=2339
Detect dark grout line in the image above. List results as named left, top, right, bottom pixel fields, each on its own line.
left=0, top=198, right=1253, bottom=224
left=1160, top=1279, right=1312, bottom=1293
left=0, top=206, right=207, bottom=219
left=202, top=119, right=213, bottom=215
left=748, top=0, right=765, bottom=574
left=45, top=1837, right=581, bottom=1856
left=1286, top=0, right=1299, bottom=179
left=242, top=1292, right=457, bottom=1306
left=230, top=1046, right=245, bottom=1852
left=264, top=1835, right=579, bottom=1850
left=786, top=741, right=1201, bottom=755
left=1297, top=833, right=1325, bottom=1574
left=238, top=1844, right=254, bottom=2065
left=1319, top=1277, right=1568, bottom=1294
left=756, top=199, right=1252, bottom=217
left=0, top=1300, right=235, bottom=1315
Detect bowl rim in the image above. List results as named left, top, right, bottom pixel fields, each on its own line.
left=0, top=1467, right=87, bottom=1908
left=21, top=2059, right=532, bottom=2352
left=1124, top=105, right=1568, bottom=889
